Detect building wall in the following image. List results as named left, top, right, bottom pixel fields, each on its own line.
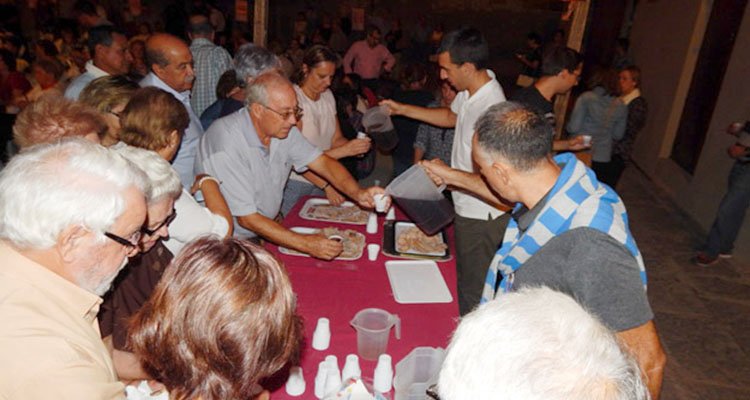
left=630, top=0, right=750, bottom=261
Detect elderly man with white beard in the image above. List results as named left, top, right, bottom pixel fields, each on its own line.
left=141, top=33, right=203, bottom=190
left=0, top=139, right=149, bottom=399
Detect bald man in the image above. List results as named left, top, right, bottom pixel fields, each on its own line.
left=141, top=33, right=203, bottom=190
left=197, top=73, right=386, bottom=259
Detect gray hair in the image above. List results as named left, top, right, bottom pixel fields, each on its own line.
left=245, top=79, right=269, bottom=106
left=475, top=101, right=553, bottom=172
left=110, top=144, right=182, bottom=204
left=474, top=101, right=555, bottom=171
left=0, top=138, right=149, bottom=249
left=438, top=286, right=649, bottom=400
left=233, top=43, right=280, bottom=83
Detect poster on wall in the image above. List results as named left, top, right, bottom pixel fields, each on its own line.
left=352, top=8, right=365, bottom=32
left=236, top=0, right=248, bottom=22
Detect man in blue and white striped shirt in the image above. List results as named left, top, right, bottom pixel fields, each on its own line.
left=471, top=101, right=666, bottom=400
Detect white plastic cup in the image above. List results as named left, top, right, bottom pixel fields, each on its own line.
left=311, top=318, right=331, bottom=351
left=367, top=244, right=380, bottom=261
left=373, top=194, right=388, bottom=213
left=386, top=206, right=396, bottom=221
left=324, top=356, right=342, bottom=397
left=341, top=354, right=361, bottom=382
left=285, top=366, right=306, bottom=396
left=357, top=131, right=368, bottom=139
left=314, top=361, right=328, bottom=399
left=366, top=212, right=378, bottom=234
left=373, top=354, right=394, bottom=393
left=581, top=135, right=592, bottom=147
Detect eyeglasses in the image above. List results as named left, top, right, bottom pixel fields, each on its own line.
left=104, top=230, right=142, bottom=250
left=261, top=104, right=304, bottom=122
left=141, top=208, right=177, bottom=236
left=426, top=384, right=440, bottom=400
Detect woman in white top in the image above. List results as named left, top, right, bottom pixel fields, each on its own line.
left=280, top=45, right=372, bottom=216
left=120, top=87, right=232, bottom=255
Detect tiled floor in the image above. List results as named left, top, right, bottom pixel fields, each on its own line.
left=610, top=167, right=750, bottom=399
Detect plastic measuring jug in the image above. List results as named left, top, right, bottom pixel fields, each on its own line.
left=350, top=308, right=401, bottom=361
left=393, top=347, right=445, bottom=400
left=386, top=164, right=455, bottom=235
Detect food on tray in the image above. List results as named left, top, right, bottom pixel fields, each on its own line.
left=396, top=226, right=447, bottom=255
left=282, top=227, right=365, bottom=259
left=320, top=227, right=366, bottom=259
left=303, top=204, right=369, bottom=224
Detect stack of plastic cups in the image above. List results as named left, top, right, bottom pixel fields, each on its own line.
left=373, top=354, right=394, bottom=394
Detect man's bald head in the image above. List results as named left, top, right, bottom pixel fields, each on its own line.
left=146, top=33, right=195, bottom=92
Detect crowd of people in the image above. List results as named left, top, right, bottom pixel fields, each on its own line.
left=0, top=2, right=669, bottom=399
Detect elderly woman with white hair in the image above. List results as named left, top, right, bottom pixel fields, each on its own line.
left=119, top=86, right=233, bottom=255
left=97, top=144, right=183, bottom=382
left=437, top=286, right=649, bottom=400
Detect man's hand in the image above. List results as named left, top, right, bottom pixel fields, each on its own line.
left=567, top=135, right=591, bottom=151
left=305, top=234, right=344, bottom=260
left=420, top=159, right=453, bottom=187
left=341, top=137, right=372, bottom=157
left=354, top=186, right=388, bottom=209
left=324, top=185, right=346, bottom=206
left=728, top=143, right=749, bottom=159
left=379, top=99, right=405, bottom=116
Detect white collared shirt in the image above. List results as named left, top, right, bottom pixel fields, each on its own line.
left=63, top=61, right=110, bottom=100
left=450, top=70, right=507, bottom=220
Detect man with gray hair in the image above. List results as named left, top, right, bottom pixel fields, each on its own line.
left=438, top=286, right=649, bottom=400
left=188, top=14, right=232, bottom=116
left=197, top=73, right=386, bottom=259
left=234, top=43, right=281, bottom=84
left=0, top=139, right=148, bottom=399
left=468, top=101, right=665, bottom=398
left=215, top=43, right=282, bottom=119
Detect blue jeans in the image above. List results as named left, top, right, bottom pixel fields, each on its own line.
left=703, top=162, right=750, bottom=256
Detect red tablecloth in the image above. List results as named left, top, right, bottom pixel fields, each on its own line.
left=267, top=196, right=458, bottom=399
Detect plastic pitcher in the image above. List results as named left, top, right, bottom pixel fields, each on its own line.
left=362, top=105, right=398, bottom=151
left=350, top=308, right=401, bottom=361
left=393, top=347, right=445, bottom=400
left=386, top=165, right=455, bottom=235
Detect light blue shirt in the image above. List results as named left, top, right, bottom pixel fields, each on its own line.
left=196, top=108, right=322, bottom=238
left=567, top=86, right=627, bottom=163
left=140, top=73, right=204, bottom=189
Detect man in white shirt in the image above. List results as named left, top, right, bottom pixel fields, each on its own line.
left=141, top=33, right=203, bottom=190
left=64, top=26, right=132, bottom=100
left=381, top=28, right=510, bottom=315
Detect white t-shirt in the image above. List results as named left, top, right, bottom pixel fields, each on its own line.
left=163, top=188, right=230, bottom=255
left=290, top=85, right=337, bottom=182
left=450, top=70, right=507, bottom=220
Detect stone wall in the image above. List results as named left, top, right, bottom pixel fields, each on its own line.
left=630, top=0, right=750, bottom=261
